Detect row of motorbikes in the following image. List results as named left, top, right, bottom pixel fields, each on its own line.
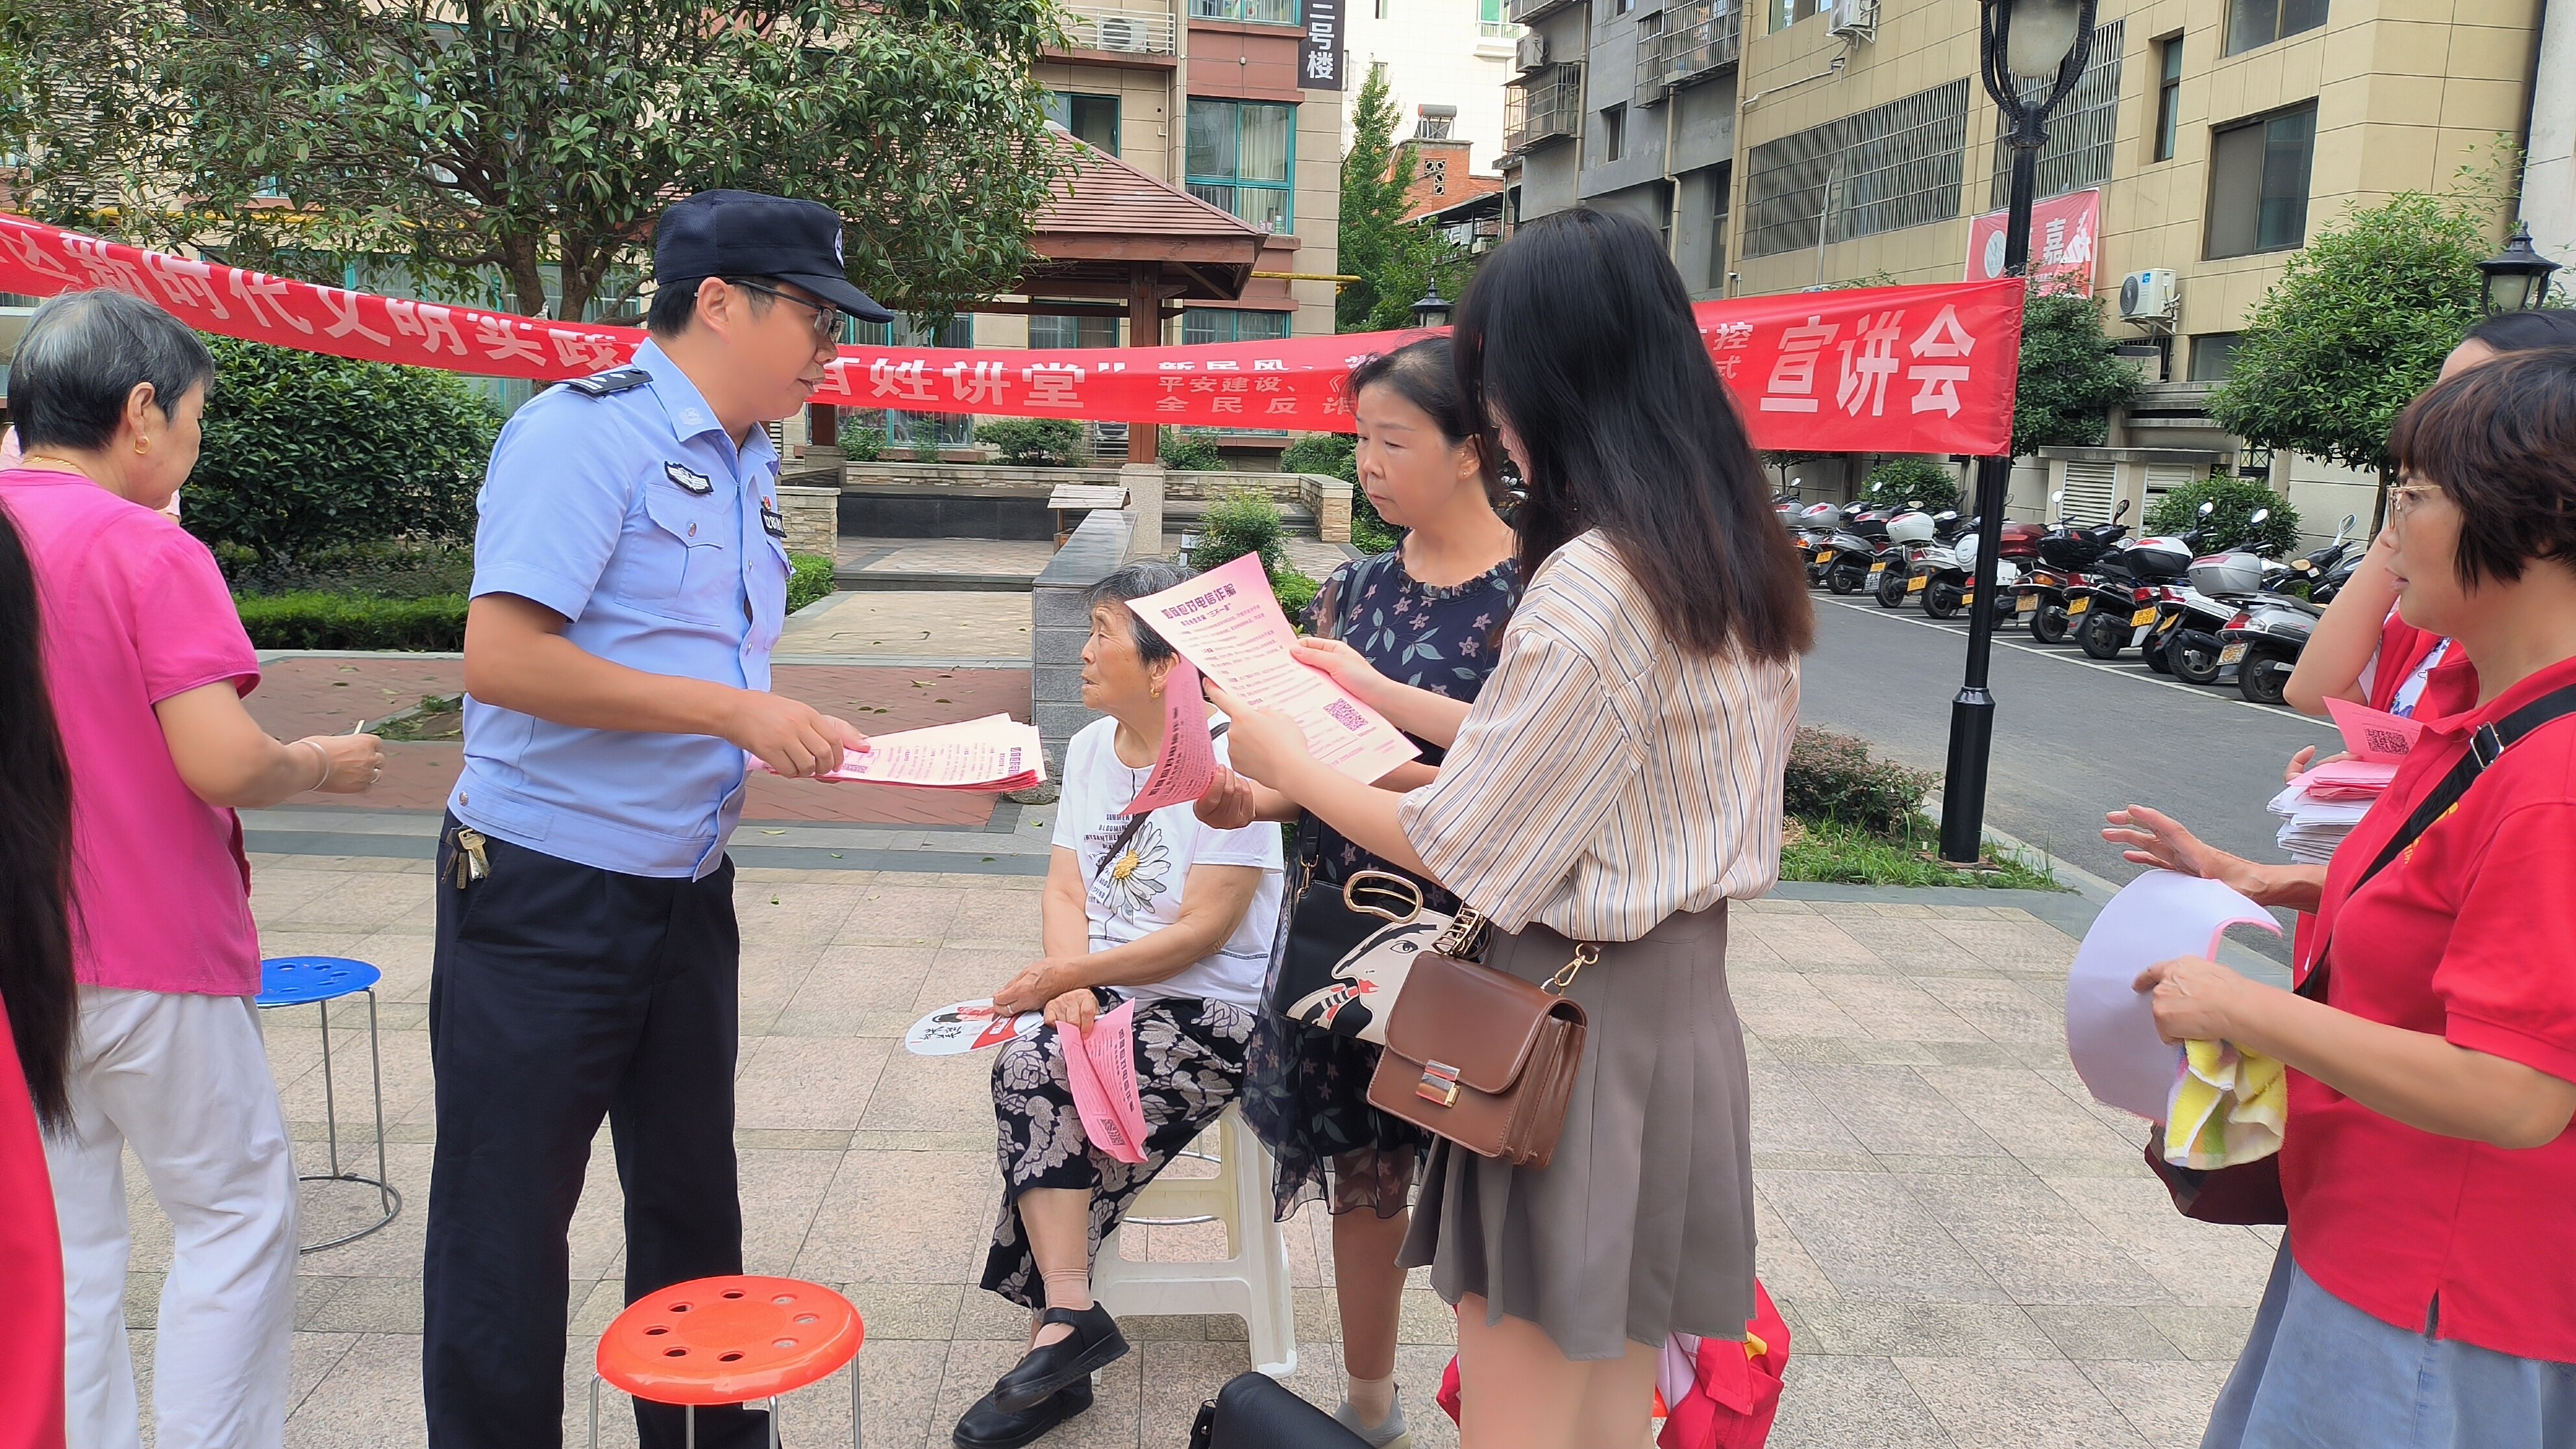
left=1777, top=484, right=2364, bottom=705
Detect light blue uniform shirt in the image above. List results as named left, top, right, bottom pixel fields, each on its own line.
left=450, top=341, right=791, bottom=878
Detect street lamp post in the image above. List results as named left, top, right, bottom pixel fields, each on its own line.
left=1937, top=0, right=2099, bottom=865
left=1412, top=282, right=1453, bottom=330
left=2476, top=225, right=2562, bottom=314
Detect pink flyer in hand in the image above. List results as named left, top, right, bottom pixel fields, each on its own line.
left=1122, top=658, right=1216, bottom=813
left=1058, top=1000, right=1149, bottom=1164
left=2326, top=696, right=2423, bottom=763
left=1129, top=552, right=1419, bottom=783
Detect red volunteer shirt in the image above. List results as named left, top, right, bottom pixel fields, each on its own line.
left=2370, top=611, right=2480, bottom=721
left=2292, top=652, right=2576, bottom=1363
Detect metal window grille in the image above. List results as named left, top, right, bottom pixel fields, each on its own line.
left=1504, top=65, right=1583, bottom=152
left=1742, top=79, right=1970, bottom=259
left=1635, top=0, right=1741, bottom=94
left=1988, top=21, right=2124, bottom=210
left=1189, top=0, right=1300, bottom=23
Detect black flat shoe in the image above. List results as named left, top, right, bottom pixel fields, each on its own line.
left=954, top=1375, right=1095, bottom=1449
left=990, top=1304, right=1128, bottom=1413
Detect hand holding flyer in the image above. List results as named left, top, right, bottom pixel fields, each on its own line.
left=1058, top=1000, right=1149, bottom=1163
left=1130, top=553, right=1418, bottom=783
left=1122, top=658, right=1217, bottom=813
left=753, top=713, right=1046, bottom=791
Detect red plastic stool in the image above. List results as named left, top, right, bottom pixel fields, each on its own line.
left=591, top=1275, right=865, bottom=1448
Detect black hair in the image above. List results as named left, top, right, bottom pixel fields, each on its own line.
left=1450, top=208, right=1812, bottom=661
left=1348, top=337, right=1502, bottom=502
left=1082, top=558, right=1195, bottom=667
left=10, top=290, right=214, bottom=453
left=0, top=501, right=76, bottom=1132
left=2389, top=347, right=2576, bottom=589
left=2462, top=308, right=2576, bottom=354
left=645, top=275, right=784, bottom=339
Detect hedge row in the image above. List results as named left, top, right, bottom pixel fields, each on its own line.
left=236, top=554, right=837, bottom=652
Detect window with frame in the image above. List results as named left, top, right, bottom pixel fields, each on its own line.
left=1046, top=92, right=1120, bottom=155
left=2188, top=332, right=2242, bottom=382
left=856, top=312, right=976, bottom=446
left=1187, top=100, right=1296, bottom=233
left=2204, top=103, right=2315, bottom=258
left=1770, top=0, right=1822, bottom=31
left=2153, top=34, right=2183, bottom=162
left=1988, top=21, right=2122, bottom=209
left=1602, top=105, right=1626, bottom=163
left=1190, top=0, right=1300, bottom=24
left=1707, top=164, right=1731, bottom=291
left=2224, top=0, right=2325, bottom=56
left=1181, top=308, right=1294, bottom=345
left=1480, top=0, right=1513, bottom=36
left=1027, top=314, right=1122, bottom=348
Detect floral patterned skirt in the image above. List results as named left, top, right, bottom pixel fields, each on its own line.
left=1238, top=1010, right=1430, bottom=1222
left=979, top=996, right=1254, bottom=1308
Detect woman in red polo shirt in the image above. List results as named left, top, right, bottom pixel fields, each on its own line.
left=2109, top=350, right=2576, bottom=1444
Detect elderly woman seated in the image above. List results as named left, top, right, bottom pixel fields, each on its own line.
left=958, top=560, right=1283, bottom=1448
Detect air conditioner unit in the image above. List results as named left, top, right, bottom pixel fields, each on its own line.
left=1515, top=31, right=1548, bottom=71
left=2119, top=268, right=2180, bottom=325
left=1095, top=16, right=1147, bottom=51
left=1828, top=0, right=1876, bottom=41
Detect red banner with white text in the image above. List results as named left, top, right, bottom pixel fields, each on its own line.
left=0, top=214, right=2023, bottom=455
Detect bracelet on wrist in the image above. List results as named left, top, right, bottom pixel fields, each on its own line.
left=301, top=739, right=331, bottom=791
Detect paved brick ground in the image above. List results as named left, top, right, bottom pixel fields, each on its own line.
left=247, top=662, right=1032, bottom=828
left=98, top=859, right=2270, bottom=1449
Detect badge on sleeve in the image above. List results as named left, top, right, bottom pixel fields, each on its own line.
left=760, top=497, right=789, bottom=541
left=665, top=462, right=714, bottom=495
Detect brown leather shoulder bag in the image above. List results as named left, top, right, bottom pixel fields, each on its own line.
left=1365, top=910, right=1591, bottom=1169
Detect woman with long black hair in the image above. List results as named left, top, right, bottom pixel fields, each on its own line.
left=1214, top=208, right=1812, bottom=1448
left=0, top=494, right=75, bottom=1448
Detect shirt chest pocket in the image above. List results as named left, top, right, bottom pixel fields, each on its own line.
left=610, top=482, right=737, bottom=625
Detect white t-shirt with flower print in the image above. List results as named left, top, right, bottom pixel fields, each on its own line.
left=1052, top=715, right=1283, bottom=1008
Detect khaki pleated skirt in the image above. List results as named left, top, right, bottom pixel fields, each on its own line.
left=1397, top=902, right=1755, bottom=1361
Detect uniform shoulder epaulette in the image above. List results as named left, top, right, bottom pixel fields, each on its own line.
left=557, top=367, right=650, bottom=398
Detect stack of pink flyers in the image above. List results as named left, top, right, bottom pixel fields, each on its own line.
left=753, top=713, right=1046, bottom=792
left=2266, top=699, right=2421, bottom=862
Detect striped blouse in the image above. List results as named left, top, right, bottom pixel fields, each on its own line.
left=1395, top=529, right=1799, bottom=942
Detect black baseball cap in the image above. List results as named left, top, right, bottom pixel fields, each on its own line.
left=654, top=190, right=895, bottom=324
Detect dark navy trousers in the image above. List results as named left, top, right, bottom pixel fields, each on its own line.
left=423, top=817, right=767, bottom=1449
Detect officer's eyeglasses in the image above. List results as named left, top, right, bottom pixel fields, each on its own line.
left=726, top=279, right=845, bottom=345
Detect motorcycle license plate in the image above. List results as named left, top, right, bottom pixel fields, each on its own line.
left=2016, top=595, right=2038, bottom=613
left=1814, top=549, right=1835, bottom=564
left=2129, top=606, right=2159, bottom=628
left=2219, top=642, right=2249, bottom=665
left=1869, top=561, right=1887, bottom=578
left=1907, top=575, right=1928, bottom=593
left=1961, top=593, right=1975, bottom=608
left=2067, top=596, right=2090, bottom=616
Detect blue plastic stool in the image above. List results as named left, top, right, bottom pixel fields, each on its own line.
left=258, top=956, right=401, bottom=1252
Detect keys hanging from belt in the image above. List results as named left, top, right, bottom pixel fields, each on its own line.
left=451, top=828, right=489, bottom=889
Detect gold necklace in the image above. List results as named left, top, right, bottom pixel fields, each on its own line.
left=18, top=452, right=91, bottom=476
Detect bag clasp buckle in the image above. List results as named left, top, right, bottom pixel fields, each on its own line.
left=1416, top=1061, right=1462, bottom=1108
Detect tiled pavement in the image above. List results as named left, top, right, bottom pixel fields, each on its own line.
left=106, top=851, right=2275, bottom=1449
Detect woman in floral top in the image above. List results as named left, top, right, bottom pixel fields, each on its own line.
left=1199, top=337, right=1519, bottom=1446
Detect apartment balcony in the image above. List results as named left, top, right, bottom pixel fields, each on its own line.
left=1058, top=4, right=1178, bottom=55
left=1504, top=64, right=1582, bottom=154
left=1634, top=0, right=1741, bottom=98
left=1507, top=0, right=1581, bottom=26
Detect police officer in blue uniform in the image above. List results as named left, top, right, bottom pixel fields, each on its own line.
left=424, top=190, right=887, bottom=1449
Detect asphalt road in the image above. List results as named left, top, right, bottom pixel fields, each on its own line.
left=1798, top=591, right=2342, bottom=958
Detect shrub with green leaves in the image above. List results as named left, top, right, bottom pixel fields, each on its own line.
left=1272, top=568, right=1320, bottom=621
left=2145, top=477, right=2300, bottom=556
left=1279, top=432, right=1356, bottom=482
left=787, top=554, right=836, bottom=612
left=1865, top=457, right=1961, bottom=515
left=219, top=539, right=475, bottom=599
left=842, top=425, right=884, bottom=462
left=234, top=591, right=469, bottom=650
left=1190, top=490, right=1290, bottom=575
left=974, top=417, right=1084, bottom=466
left=1783, top=727, right=1934, bottom=837
left=1158, top=428, right=1225, bottom=471
left=184, top=336, right=500, bottom=561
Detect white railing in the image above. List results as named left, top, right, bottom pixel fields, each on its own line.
left=1061, top=5, right=1178, bottom=54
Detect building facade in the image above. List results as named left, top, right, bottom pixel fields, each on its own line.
left=1344, top=0, right=1525, bottom=182
left=1505, top=0, right=2542, bottom=532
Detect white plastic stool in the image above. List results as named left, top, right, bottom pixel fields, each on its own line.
left=1093, top=1107, right=1297, bottom=1377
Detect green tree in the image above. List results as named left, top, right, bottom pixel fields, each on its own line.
left=2210, top=190, right=2493, bottom=527
left=2013, top=281, right=2141, bottom=459
left=1335, top=66, right=1469, bottom=332
left=0, top=0, right=1072, bottom=323
left=1865, top=456, right=1961, bottom=514
left=2144, top=475, right=2301, bottom=558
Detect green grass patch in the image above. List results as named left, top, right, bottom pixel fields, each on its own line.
left=1782, top=815, right=2062, bottom=891
left=374, top=693, right=464, bottom=741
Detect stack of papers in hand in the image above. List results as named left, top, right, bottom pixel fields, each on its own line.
left=2268, top=776, right=2378, bottom=864
left=754, top=713, right=1045, bottom=792
left=2269, top=698, right=2419, bottom=863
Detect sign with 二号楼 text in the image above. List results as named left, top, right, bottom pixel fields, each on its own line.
left=1300, top=0, right=1344, bottom=90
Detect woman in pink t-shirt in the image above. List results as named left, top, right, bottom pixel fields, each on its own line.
left=2, top=289, right=384, bottom=1449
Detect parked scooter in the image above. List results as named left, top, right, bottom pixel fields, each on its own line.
left=1870, top=506, right=1938, bottom=607
left=2207, top=514, right=2359, bottom=704
left=1926, top=519, right=2025, bottom=622
left=2145, top=508, right=2276, bottom=684
left=2015, top=493, right=2132, bottom=643
left=2071, top=501, right=2216, bottom=660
